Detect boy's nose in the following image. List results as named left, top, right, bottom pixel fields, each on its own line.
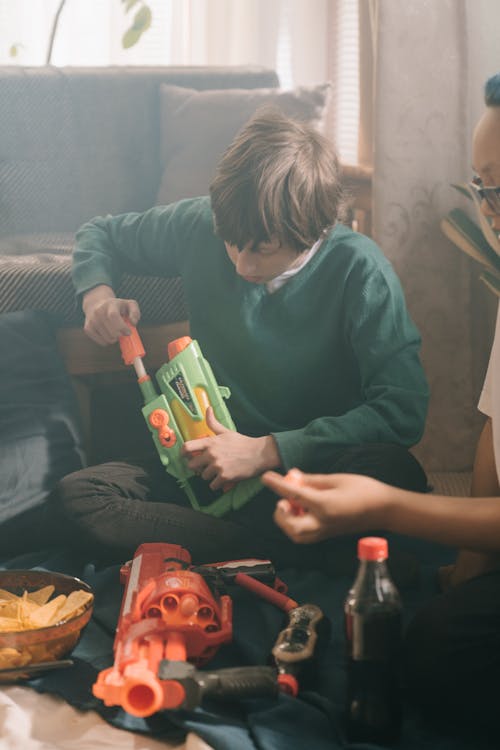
left=236, top=248, right=258, bottom=275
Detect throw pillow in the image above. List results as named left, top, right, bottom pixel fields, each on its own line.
left=155, top=82, right=331, bottom=206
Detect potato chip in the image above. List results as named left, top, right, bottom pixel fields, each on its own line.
left=0, top=589, right=19, bottom=602
left=0, top=616, right=23, bottom=632
left=28, top=594, right=67, bottom=629
left=27, top=585, right=55, bottom=606
left=55, top=590, right=94, bottom=624
left=0, top=584, right=93, bottom=635
left=0, top=601, right=21, bottom=619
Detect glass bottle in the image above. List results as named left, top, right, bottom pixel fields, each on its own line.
left=344, top=536, right=402, bottom=744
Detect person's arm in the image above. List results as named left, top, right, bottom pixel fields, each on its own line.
left=72, top=198, right=211, bottom=343
left=440, top=418, right=500, bottom=587
left=272, top=261, right=429, bottom=470
left=471, top=417, right=500, bottom=495
left=261, top=469, right=500, bottom=552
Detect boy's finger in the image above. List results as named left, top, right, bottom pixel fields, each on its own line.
left=205, top=406, right=229, bottom=434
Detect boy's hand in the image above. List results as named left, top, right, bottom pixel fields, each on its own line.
left=261, top=469, right=392, bottom=543
left=82, top=285, right=141, bottom=346
left=182, top=407, right=282, bottom=490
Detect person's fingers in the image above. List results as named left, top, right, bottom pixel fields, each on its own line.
left=205, top=406, right=230, bottom=434
left=183, top=439, right=211, bottom=456
left=201, top=464, right=218, bottom=483
left=83, top=326, right=109, bottom=347
left=106, top=304, right=134, bottom=338
left=273, top=505, right=323, bottom=543
left=122, top=299, right=141, bottom=327
left=262, top=471, right=324, bottom=508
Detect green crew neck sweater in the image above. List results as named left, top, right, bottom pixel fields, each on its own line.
left=72, top=196, right=429, bottom=471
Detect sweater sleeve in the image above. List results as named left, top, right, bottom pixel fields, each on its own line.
left=71, top=198, right=208, bottom=297
left=272, top=262, right=429, bottom=471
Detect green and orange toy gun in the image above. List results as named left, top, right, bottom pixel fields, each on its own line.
left=119, top=324, right=262, bottom=517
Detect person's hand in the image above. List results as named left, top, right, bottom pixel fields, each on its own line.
left=82, top=285, right=141, bottom=346
left=182, top=407, right=281, bottom=490
left=261, top=469, right=392, bottom=543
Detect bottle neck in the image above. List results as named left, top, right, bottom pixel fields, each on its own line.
left=348, top=558, right=401, bottom=608
left=354, top=558, right=390, bottom=583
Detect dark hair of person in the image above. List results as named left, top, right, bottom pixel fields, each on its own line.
left=209, top=108, right=346, bottom=253
left=485, top=73, right=500, bottom=107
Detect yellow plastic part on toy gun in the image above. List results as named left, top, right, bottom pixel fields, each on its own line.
left=119, top=327, right=263, bottom=517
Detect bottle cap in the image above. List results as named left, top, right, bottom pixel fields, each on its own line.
left=357, top=536, right=388, bottom=561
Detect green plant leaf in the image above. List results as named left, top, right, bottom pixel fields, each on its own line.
left=122, top=28, right=141, bottom=48
left=122, top=5, right=152, bottom=48
left=451, top=183, right=473, bottom=201
left=122, top=0, right=140, bottom=12
left=132, top=5, right=152, bottom=32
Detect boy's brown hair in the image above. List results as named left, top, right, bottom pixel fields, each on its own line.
left=209, top=108, right=346, bottom=253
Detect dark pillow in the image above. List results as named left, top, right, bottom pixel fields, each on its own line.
left=0, top=311, right=85, bottom=549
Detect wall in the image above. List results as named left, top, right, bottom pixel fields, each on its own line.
left=372, top=0, right=500, bottom=472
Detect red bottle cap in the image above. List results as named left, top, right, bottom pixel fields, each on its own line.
left=357, top=536, right=388, bottom=561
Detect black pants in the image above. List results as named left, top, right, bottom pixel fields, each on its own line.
left=53, top=443, right=427, bottom=568
left=403, top=569, right=500, bottom=733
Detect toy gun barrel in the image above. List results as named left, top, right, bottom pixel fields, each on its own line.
left=92, top=633, right=188, bottom=717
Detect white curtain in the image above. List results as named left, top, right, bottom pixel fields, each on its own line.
left=0, top=0, right=359, bottom=163
left=370, top=0, right=500, bottom=472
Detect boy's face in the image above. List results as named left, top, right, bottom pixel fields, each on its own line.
left=224, top=239, right=307, bottom=284
left=472, top=106, right=500, bottom=232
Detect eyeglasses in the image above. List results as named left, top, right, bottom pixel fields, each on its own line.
left=470, top=177, right=500, bottom=213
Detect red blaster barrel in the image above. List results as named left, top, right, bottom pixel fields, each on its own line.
left=92, top=543, right=232, bottom=717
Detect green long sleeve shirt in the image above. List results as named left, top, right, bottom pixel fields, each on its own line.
left=72, top=196, right=429, bottom=471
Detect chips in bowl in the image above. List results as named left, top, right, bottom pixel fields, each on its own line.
left=0, top=570, right=94, bottom=679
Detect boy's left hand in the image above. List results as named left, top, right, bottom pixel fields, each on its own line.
left=182, top=407, right=281, bottom=490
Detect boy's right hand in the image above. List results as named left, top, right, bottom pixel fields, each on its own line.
left=82, top=284, right=141, bottom=346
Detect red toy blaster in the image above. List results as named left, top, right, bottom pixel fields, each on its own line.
left=92, top=543, right=325, bottom=716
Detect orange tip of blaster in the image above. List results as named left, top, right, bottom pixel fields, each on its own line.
left=119, top=319, right=145, bottom=365
left=167, top=335, right=193, bottom=360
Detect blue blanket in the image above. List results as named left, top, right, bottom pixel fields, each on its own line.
left=1, top=538, right=495, bottom=750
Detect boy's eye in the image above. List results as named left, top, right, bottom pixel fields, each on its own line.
left=257, top=244, right=278, bottom=255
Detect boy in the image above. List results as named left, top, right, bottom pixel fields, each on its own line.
left=57, top=109, right=428, bottom=566
left=262, top=75, right=500, bottom=728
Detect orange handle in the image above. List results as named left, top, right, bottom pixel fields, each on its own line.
left=119, top=319, right=145, bottom=365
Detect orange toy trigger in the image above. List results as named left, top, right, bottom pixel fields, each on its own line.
left=149, top=409, right=177, bottom=447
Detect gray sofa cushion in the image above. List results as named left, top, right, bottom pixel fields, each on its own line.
left=0, top=66, right=279, bottom=324
left=156, top=82, right=331, bottom=205
left=0, top=66, right=279, bottom=238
